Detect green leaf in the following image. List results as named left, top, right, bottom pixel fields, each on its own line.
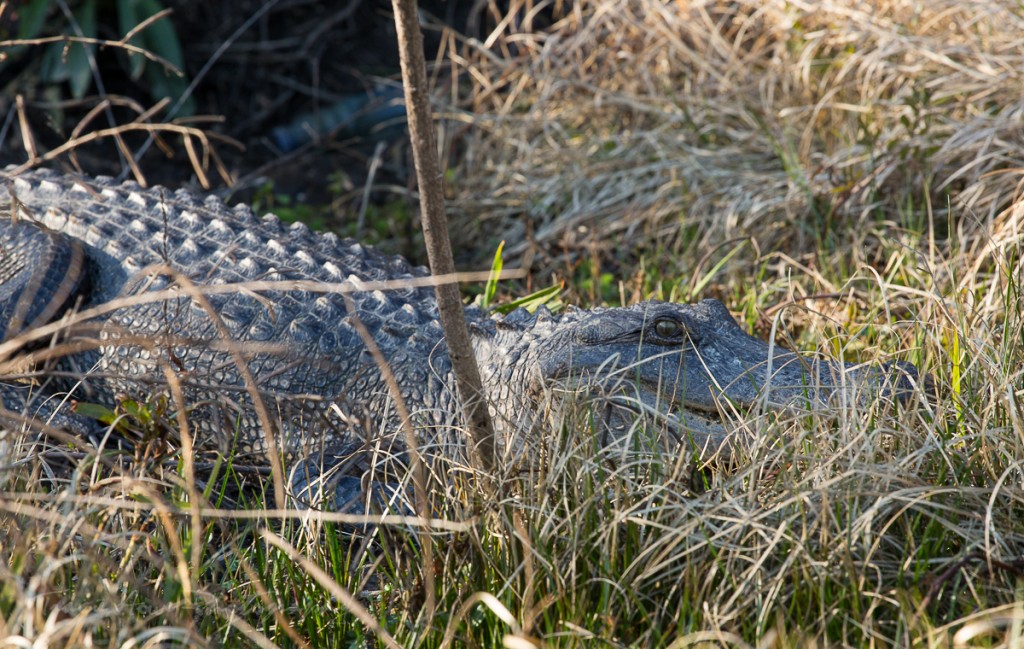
left=133, top=0, right=194, bottom=116
left=689, top=240, right=748, bottom=301
left=72, top=401, right=118, bottom=425
left=117, top=0, right=145, bottom=80
left=144, top=63, right=195, bottom=115
left=16, top=0, right=53, bottom=39
left=39, top=41, right=69, bottom=83
left=493, top=283, right=562, bottom=314
left=65, top=0, right=97, bottom=99
left=0, top=0, right=52, bottom=74
left=135, top=0, right=184, bottom=69
left=482, top=240, right=505, bottom=309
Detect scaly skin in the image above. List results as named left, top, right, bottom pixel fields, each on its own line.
left=0, top=168, right=920, bottom=509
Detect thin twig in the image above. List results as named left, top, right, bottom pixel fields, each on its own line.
left=0, top=34, right=182, bottom=74
left=391, top=0, right=497, bottom=480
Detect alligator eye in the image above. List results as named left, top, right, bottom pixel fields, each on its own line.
left=653, top=318, right=684, bottom=339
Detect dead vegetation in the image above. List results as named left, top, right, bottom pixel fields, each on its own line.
left=447, top=0, right=1024, bottom=275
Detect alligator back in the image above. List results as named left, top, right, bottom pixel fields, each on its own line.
left=0, top=169, right=460, bottom=461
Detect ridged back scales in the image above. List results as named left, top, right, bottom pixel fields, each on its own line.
left=0, top=168, right=461, bottom=457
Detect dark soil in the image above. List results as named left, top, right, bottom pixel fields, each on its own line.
left=0, top=0, right=511, bottom=261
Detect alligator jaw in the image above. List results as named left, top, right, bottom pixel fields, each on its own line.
left=589, top=350, right=923, bottom=462
left=659, top=405, right=736, bottom=456
left=671, top=356, right=923, bottom=455
left=594, top=389, right=741, bottom=458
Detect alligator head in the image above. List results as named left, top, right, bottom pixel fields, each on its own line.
left=486, top=299, right=921, bottom=459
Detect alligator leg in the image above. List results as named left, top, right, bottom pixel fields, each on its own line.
left=0, top=214, right=86, bottom=341
left=0, top=381, right=100, bottom=437
left=289, top=440, right=413, bottom=515
left=0, top=214, right=97, bottom=435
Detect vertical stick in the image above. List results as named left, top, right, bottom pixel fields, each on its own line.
left=389, top=0, right=497, bottom=473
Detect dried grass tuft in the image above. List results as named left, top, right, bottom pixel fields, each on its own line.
left=448, top=0, right=1024, bottom=270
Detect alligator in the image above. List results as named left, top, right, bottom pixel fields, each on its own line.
left=0, top=168, right=921, bottom=511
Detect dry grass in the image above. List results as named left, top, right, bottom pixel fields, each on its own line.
left=3, top=0, right=1024, bottom=646
left=447, top=0, right=1024, bottom=275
